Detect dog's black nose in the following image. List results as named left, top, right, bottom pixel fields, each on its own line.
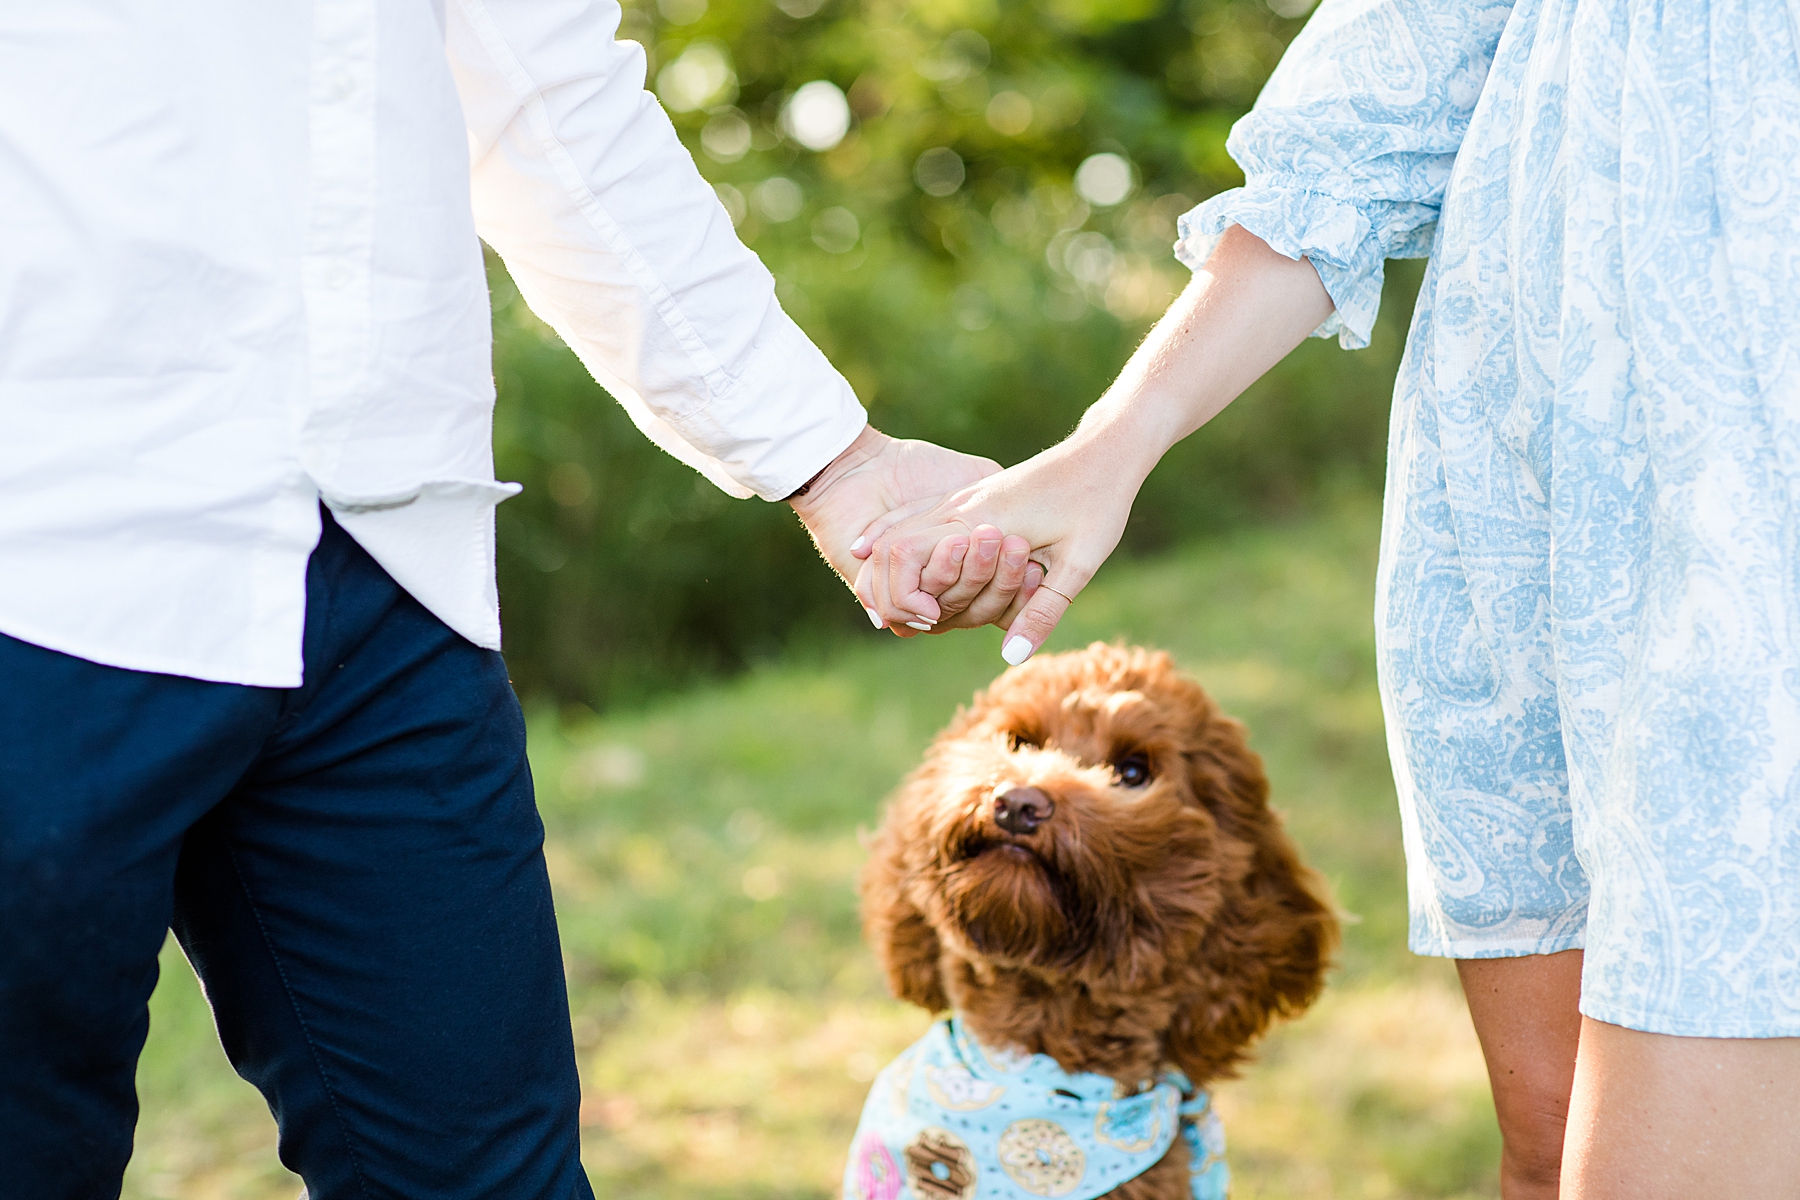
left=993, top=785, right=1054, bottom=834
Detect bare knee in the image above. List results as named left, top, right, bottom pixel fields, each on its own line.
left=1496, top=1100, right=1567, bottom=1195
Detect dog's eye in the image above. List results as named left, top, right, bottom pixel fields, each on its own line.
left=1008, top=731, right=1040, bottom=751
left=1112, top=752, right=1152, bottom=788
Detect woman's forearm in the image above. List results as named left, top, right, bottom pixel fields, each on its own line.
left=1058, top=223, right=1337, bottom=491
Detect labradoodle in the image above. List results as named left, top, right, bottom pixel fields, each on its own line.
left=845, top=643, right=1337, bottom=1200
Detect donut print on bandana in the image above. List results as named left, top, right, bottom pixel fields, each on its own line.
left=904, top=1127, right=978, bottom=1200
left=852, top=1132, right=904, bottom=1200
left=1093, top=1092, right=1166, bottom=1154
left=996, top=1119, right=1085, bottom=1197
left=844, top=1018, right=1224, bottom=1200
left=924, top=1064, right=1005, bottom=1111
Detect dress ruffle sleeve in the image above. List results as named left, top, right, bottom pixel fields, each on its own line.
left=1174, top=0, right=1517, bottom=349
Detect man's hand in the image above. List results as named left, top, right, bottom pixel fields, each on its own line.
left=789, top=425, right=1035, bottom=634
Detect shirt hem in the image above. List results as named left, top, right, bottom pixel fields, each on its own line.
left=0, top=612, right=298, bottom=688
left=1577, top=997, right=1800, bottom=1040
left=1408, top=927, right=1587, bottom=960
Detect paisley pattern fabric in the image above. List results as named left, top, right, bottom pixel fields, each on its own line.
left=844, top=1018, right=1228, bottom=1200
left=1178, top=0, right=1800, bottom=1037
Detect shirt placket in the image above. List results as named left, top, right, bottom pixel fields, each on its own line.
left=299, top=0, right=378, bottom=484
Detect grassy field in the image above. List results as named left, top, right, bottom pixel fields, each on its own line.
left=124, top=497, right=1502, bottom=1200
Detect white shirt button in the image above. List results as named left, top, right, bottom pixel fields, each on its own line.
left=324, top=263, right=352, bottom=289
left=330, top=71, right=356, bottom=101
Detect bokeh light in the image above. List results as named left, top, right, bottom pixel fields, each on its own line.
left=655, top=0, right=707, bottom=25
left=656, top=42, right=735, bottom=113
left=753, top=176, right=804, bottom=223
left=700, top=109, right=751, bottom=162
left=782, top=81, right=852, bottom=152
left=985, top=90, right=1034, bottom=136
left=1075, top=153, right=1135, bottom=207
left=914, top=147, right=965, bottom=197
left=917, top=30, right=990, bottom=83
left=810, top=207, right=860, bottom=254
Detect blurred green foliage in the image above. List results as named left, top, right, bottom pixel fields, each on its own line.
left=491, top=0, right=1420, bottom=706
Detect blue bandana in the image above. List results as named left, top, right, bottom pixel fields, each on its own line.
left=844, top=1018, right=1228, bottom=1200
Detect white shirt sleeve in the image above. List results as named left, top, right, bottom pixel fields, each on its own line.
left=446, top=0, right=867, bottom=500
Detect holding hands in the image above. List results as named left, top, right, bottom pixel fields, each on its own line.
left=786, top=424, right=1045, bottom=632
left=849, top=225, right=1336, bottom=662
left=851, top=433, right=1138, bottom=662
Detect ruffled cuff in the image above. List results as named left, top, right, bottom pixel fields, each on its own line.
left=1174, top=182, right=1435, bottom=351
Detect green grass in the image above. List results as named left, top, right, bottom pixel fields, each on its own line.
left=125, top=496, right=1501, bottom=1200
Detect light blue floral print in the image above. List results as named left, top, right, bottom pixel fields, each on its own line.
left=1178, top=0, right=1800, bottom=1037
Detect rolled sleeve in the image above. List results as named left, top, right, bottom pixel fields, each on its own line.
left=448, top=0, right=865, bottom=500
left=1174, top=0, right=1516, bottom=349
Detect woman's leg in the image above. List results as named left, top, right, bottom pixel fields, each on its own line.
left=1457, top=950, right=1584, bottom=1200
left=1561, top=1019, right=1800, bottom=1199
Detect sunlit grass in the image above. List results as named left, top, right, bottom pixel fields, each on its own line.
left=126, top=496, right=1500, bottom=1199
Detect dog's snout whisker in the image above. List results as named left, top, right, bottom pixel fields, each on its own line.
left=992, top=784, right=1053, bottom=834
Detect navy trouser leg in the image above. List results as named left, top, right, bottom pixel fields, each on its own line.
left=0, top=639, right=277, bottom=1194
left=0, top=512, right=594, bottom=1200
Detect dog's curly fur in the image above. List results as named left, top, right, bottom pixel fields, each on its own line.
left=859, top=643, right=1339, bottom=1199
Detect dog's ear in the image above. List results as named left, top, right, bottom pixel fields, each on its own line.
left=859, top=810, right=949, bottom=1013
left=1165, top=727, right=1338, bottom=1085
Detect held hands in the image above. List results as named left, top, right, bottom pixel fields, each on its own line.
left=803, top=229, right=1335, bottom=659
left=851, top=432, right=1141, bottom=661
left=788, top=425, right=1037, bottom=630
left=854, top=518, right=1045, bottom=637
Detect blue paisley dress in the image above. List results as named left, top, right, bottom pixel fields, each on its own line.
left=1179, top=0, right=1800, bottom=1037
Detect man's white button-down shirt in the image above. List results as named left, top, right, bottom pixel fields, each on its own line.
left=0, top=0, right=866, bottom=686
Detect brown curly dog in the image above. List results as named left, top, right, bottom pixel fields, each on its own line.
left=859, top=643, right=1338, bottom=1199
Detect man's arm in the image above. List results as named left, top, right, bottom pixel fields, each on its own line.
left=445, top=0, right=1026, bottom=622
left=447, top=0, right=864, bottom=502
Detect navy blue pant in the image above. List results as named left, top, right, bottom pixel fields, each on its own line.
left=0, top=511, right=594, bottom=1200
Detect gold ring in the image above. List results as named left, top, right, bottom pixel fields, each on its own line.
left=1039, top=584, right=1075, bottom=605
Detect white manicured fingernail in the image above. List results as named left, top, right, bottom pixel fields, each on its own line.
left=865, top=606, right=884, bottom=629
left=905, top=621, right=932, bottom=631
left=851, top=536, right=867, bottom=554
left=1002, top=635, right=1034, bottom=666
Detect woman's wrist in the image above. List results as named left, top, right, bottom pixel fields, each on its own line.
left=1062, top=383, right=1190, bottom=492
